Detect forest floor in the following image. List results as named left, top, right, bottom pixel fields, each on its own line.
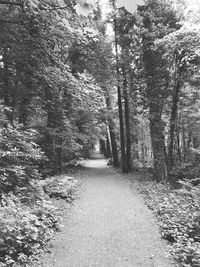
left=33, top=152, right=175, bottom=267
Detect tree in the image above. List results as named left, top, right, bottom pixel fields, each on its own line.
left=116, top=7, right=135, bottom=171
left=135, top=0, right=180, bottom=181
left=0, top=0, right=107, bottom=175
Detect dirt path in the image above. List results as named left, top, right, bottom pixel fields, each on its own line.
left=38, top=153, right=174, bottom=267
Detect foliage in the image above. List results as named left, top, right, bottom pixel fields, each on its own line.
left=0, top=115, right=46, bottom=193
left=0, top=173, right=79, bottom=266
left=0, top=104, right=80, bottom=266
left=0, top=1, right=109, bottom=263
left=0, top=0, right=107, bottom=173
left=0, top=188, right=58, bottom=266
left=111, top=0, right=200, bottom=180
left=2, top=0, right=200, bottom=265
left=43, top=175, right=79, bottom=201
left=138, top=178, right=200, bottom=266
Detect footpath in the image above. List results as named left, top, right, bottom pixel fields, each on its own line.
left=37, top=153, right=174, bottom=267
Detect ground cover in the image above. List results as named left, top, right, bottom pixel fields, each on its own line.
left=0, top=175, right=79, bottom=267
left=131, top=172, right=200, bottom=267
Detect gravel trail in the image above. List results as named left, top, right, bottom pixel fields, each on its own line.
left=38, top=153, right=174, bottom=267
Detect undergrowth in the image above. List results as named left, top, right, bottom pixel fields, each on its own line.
left=0, top=176, right=79, bottom=267
left=44, top=175, right=79, bottom=202
left=0, top=184, right=58, bottom=266
left=136, top=176, right=200, bottom=267
left=0, top=117, right=80, bottom=266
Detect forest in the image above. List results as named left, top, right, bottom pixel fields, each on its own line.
left=1, top=0, right=200, bottom=266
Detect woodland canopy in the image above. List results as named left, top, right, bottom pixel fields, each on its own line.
left=1, top=0, right=200, bottom=265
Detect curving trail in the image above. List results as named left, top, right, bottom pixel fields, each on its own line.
left=38, top=153, right=174, bottom=267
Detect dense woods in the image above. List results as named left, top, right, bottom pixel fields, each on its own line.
left=1, top=0, right=200, bottom=266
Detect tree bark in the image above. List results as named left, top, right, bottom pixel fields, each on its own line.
left=149, top=104, right=167, bottom=182
left=0, top=1, right=22, bottom=6
left=100, top=138, right=107, bottom=157
left=168, top=48, right=187, bottom=170
left=114, top=17, right=127, bottom=173
left=56, top=136, right=63, bottom=174
left=122, top=66, right=131, bottom=170
left=106, top=96, right=120, bottom=167
left=142, top=48, right=167, bottom=181
left=193, top=136, right=200, bottom=166
left=43, top=85, right=63, bottom=172
left=106, top=130, right=112, bottom=158
left=18, top=98, right=30, bottom=126
left=168, top=69, right=182, bottom=169
left=18, top=74, right=33, bottom=126
left=117, top=84, right=127, bottom=172
left=182, top=127, right=187, bottom=161
left=141, top=11, right=169, bottom=181
left=2, top=49, right=13, bottom=122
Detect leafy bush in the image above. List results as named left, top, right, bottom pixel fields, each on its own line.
left=43, top=175, right=79, bottom=202
left=0, top=121, right=46, bottom=193
left=139, top=180, right=200, bottom=266
left=0, top=174, right=79, bottom=266
left=0, top=107, right=79, bottom=266
left=169, top=163, right=200, bottom=184
left=0, top=109, right=60, bottom=266
left=0, top=185, right=59, bottom=266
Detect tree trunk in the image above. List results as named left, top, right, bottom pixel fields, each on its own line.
left=117, top=84, right=127, bottom=172
left=114, top=17, right=127, bottom=173
left=149, top=104, right=167, bottom=182
left=106, top=130, right=112, bottom=158
left=168, top=74, right=182, bottom=169
left=122, top=67, right=131, bottom=171
left=43, top=85, right=62, bottom=172
left=192, top=130, right=200, bottom=166
left=176, top=124, right=181, bottom=162
left=182, top=127, right=187, bottom=161
left=19, top=98, right=30, bottom=126
left=106, top=96, right=120, bottom=167
left=168, top=51, right=185, bottom=169
left=56, top=137, right=63, bottom=174
left=2, top=49, right=13, bottom=122
left=100, top=138, right=107, bottom=157
left=109, top=129, right=119, bottom=166
left=142, top=41, right=167, bottom=181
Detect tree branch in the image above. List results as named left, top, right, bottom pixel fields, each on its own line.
left=40, top=5, right=70, bottom=11
left=0, top=19, right=19, bottom=23
left=0, top=1, right=71, bottom=11
left=0, top=1, right=22, bottom=6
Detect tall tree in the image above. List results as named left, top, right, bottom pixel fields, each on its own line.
left=116, top=7, right=135, bottom=171
left=137, top=1, right=180, bottom=181
left=109, top=0, right=127, bottom=172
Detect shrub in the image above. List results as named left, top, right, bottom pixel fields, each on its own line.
left=0, top=187, right=59, bottom=266
left=140, top=180, right=200, bottom=266
left=0, top=121, right=46, bottom=193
